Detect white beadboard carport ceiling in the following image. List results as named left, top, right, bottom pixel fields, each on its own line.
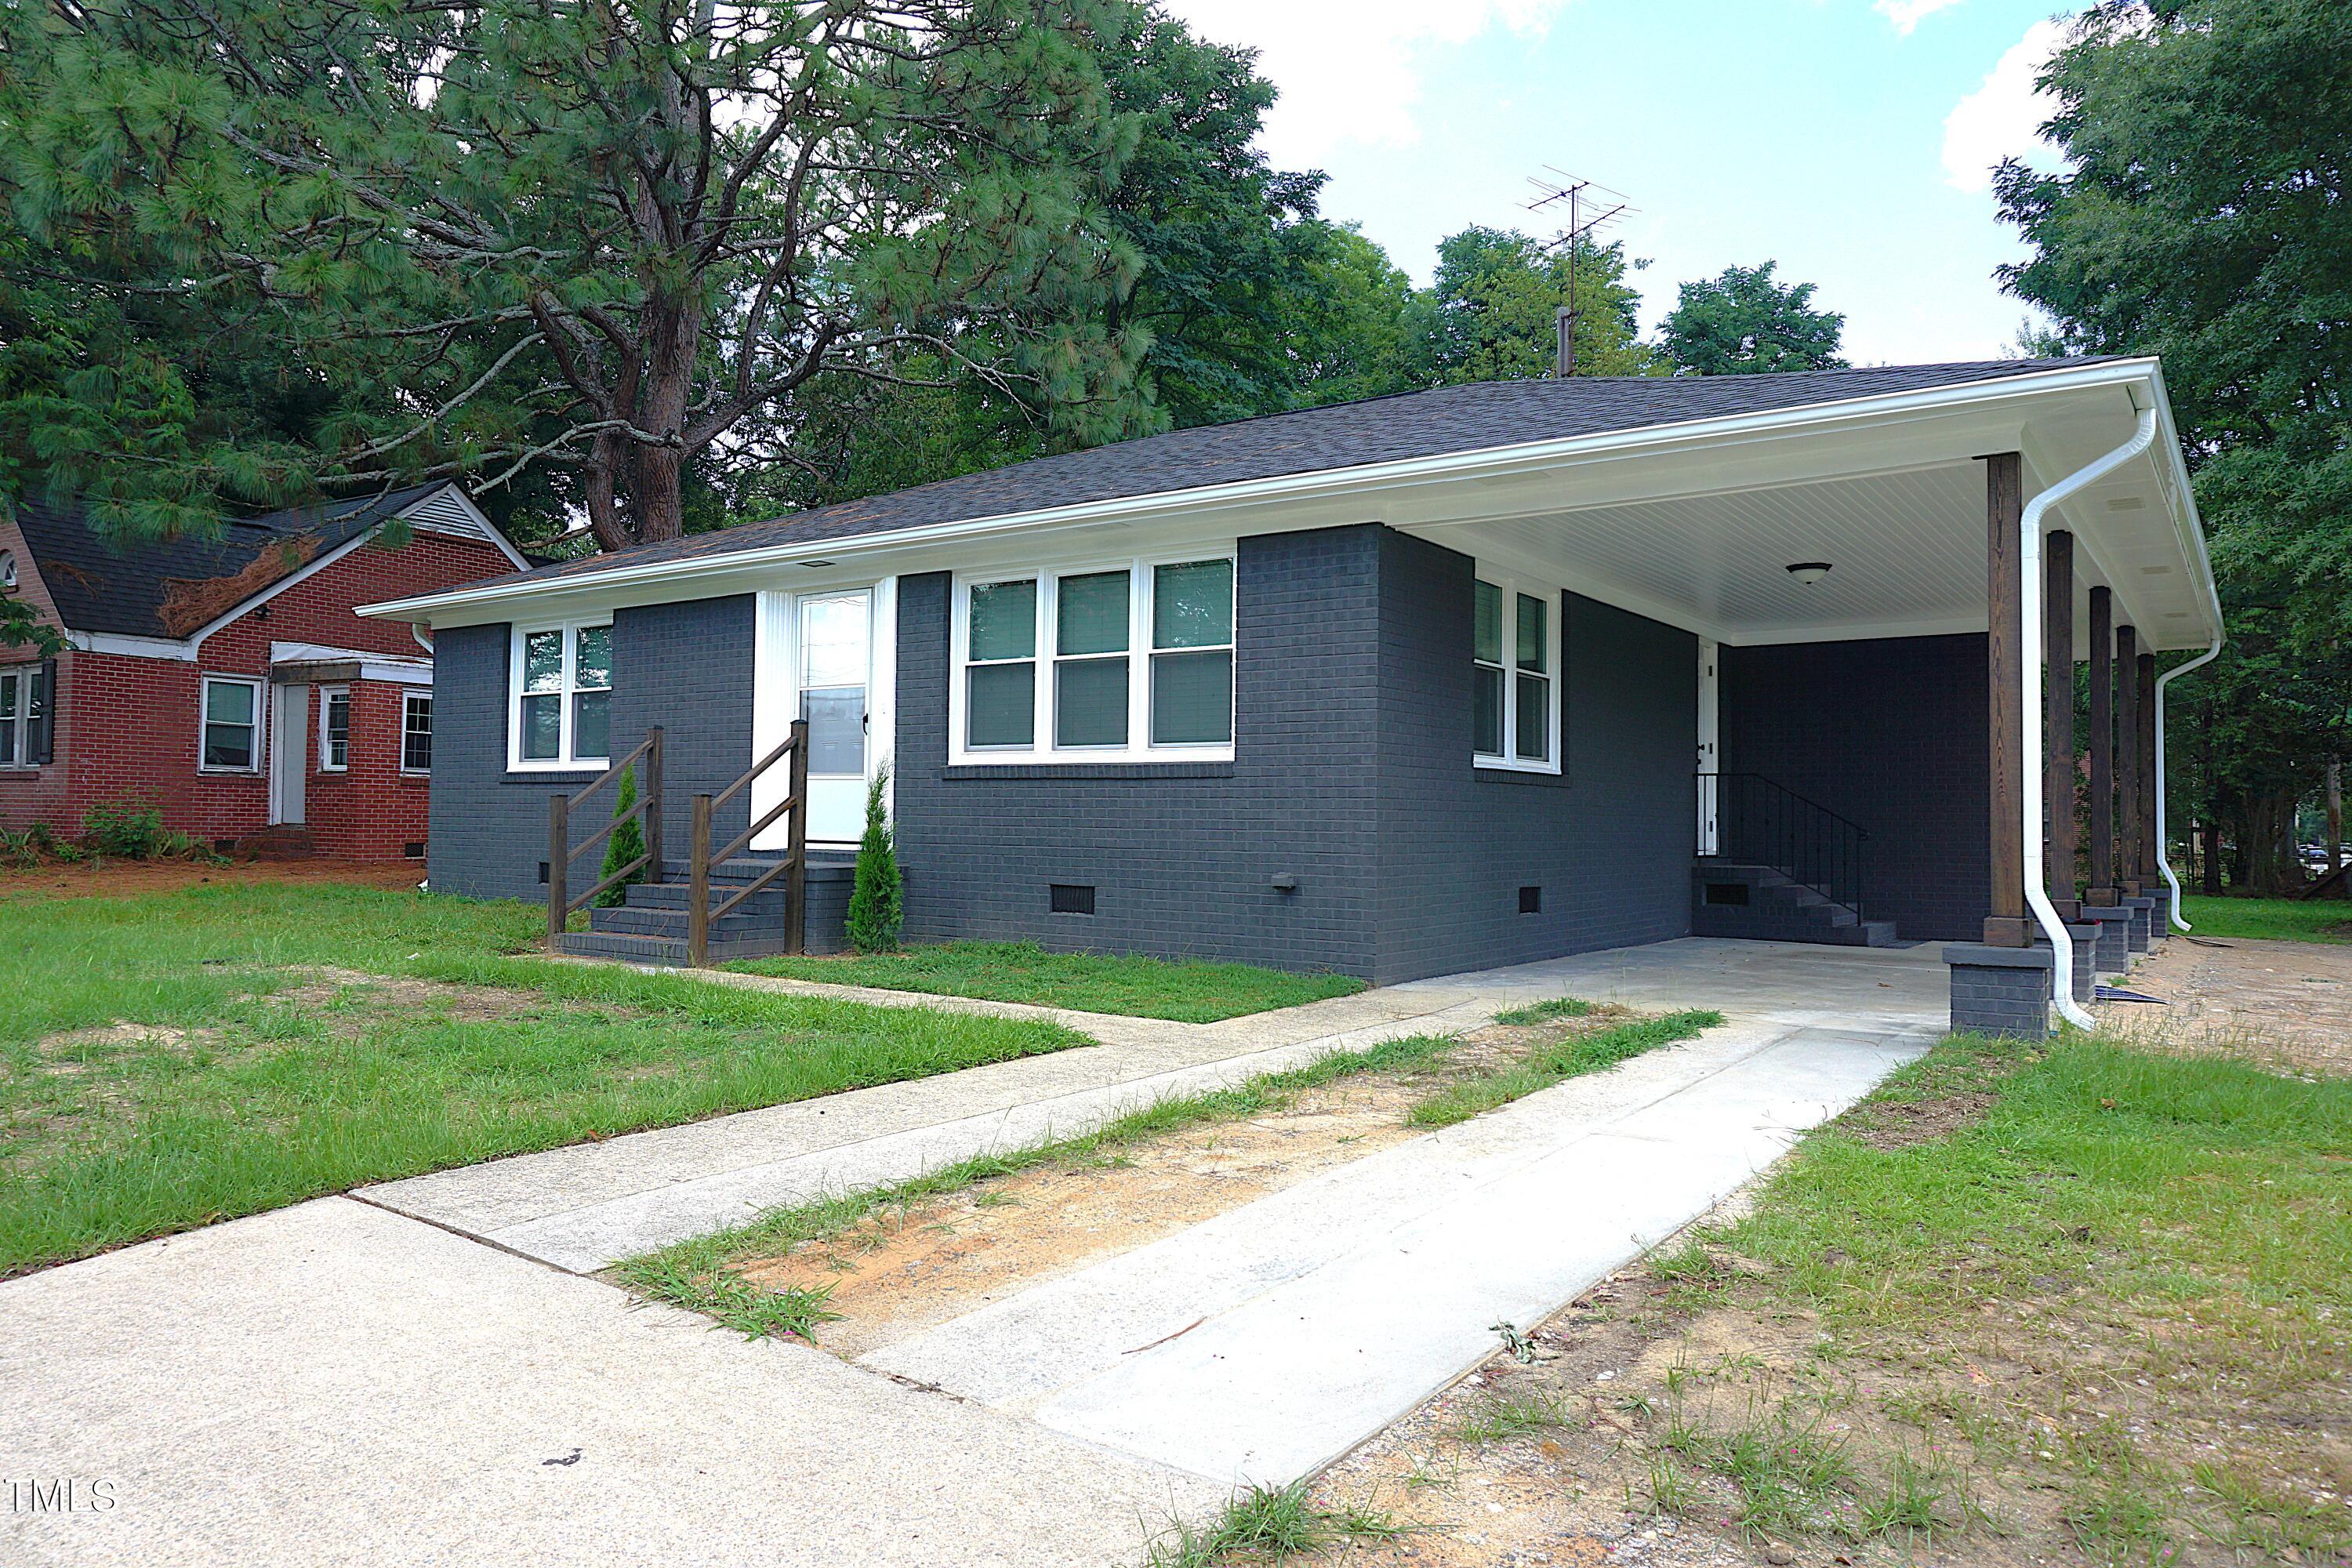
left=1439, top=458, right=2200, bottom=649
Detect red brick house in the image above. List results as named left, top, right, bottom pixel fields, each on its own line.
left=0, top=481, right=527, bottom=860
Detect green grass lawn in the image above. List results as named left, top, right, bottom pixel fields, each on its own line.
left=0, top=880, right=1084, bottom=1275
left=2179, top=892, right=2352, bottom=943
left=725, top=939, right=1364, bottom=1022
left=1661, top=1032, right=2352, bottom=1559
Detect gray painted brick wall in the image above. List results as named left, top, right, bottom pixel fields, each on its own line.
left=1372, top=530, right=1697, bottom=980
left=426, top=597, right=756, bottom=902
left=895, top=524, right=1694, bottom=984
left=1719, top=633, right=1990, bottom=942
left=894, top=526, right=1382, bottom=977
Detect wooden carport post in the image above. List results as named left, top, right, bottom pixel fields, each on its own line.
left=2086, top=587, right=2116, bottom=906
left=1982, top=451, right=2031, bottom=946
left=2044, top=531, right=2078, bottom=919
left=2116, top=622, right=2142, bottom=895
left=2137, top=651, right=2160, bottom=887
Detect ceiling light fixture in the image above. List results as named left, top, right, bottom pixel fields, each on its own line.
left=1784, top=562, right=1833, bottom=586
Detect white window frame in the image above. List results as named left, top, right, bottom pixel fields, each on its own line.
left=0, top=666, right=34, bottom=768
left=948, top=548, right=1237, bottom=767
left=401, top=690, right=433, bottom=776
left=1473, top=569, right=1563, bottom=775
left=507, top=620, right=612, bottom=771
left=318, top=684, right=350, bottom=772
left=198, top=673, right=267, bottom=775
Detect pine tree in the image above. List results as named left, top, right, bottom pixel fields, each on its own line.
left=597, top=765, right=646, bottom=909
left=845, top=766, right=903, bottom=954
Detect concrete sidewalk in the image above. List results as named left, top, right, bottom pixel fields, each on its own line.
left=362, top=975, right=1498, bottom=1271
left=0, top=1198, right=1218, bottom=1568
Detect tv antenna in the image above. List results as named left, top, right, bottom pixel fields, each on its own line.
left=1525, top=169, right=1635, bottom=377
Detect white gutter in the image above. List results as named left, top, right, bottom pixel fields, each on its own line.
left=360, top=358, right=2171, bottom=623
left=2021, top=401, right=2159, bottom=1032
left=2154, top=634, right=2225, bottom=931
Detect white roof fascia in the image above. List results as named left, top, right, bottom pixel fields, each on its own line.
left=361, top=358, right=2184, bottom=626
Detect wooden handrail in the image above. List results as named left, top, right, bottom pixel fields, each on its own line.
left=708, top=731, right=799, bottom=816
left=687, top=719, right=808, bottom=965
left=547, top=727, right=664, bottom=944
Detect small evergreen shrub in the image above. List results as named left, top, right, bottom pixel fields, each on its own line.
left=845, top=765, right=903, bottom=954
left=597, top=765, right=648, bottom=908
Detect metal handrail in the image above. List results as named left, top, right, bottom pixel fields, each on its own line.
left=1695, top=771, right=1871, bottom=921
left=546, top=728, right=663, bottom=940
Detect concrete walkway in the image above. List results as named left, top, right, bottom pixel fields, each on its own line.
left=860, top=942, right=1946, bottom=1485
left=0, top=938, right=1948, bottom=1566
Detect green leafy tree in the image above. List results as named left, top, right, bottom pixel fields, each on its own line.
left=1407, top=227, right=1654, bottom=385
left=597, top=766, right=648, bottom=909
left=1995, top=0, right=2352, bottom=888
left=1288, top=223, right=1418, bottom=408
left=1660, top=262, right=1846, bottom=376
left=2, top=0, right=1151, bottom=549
left=845, top=766, right=904, bottom=953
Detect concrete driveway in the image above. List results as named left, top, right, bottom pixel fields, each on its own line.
left=0, top=939, right=1944, bottom=1566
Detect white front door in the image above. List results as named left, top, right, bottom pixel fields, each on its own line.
left=270, top=683, right=307, bottom=826
left=799, top=590, right=870, bottom=844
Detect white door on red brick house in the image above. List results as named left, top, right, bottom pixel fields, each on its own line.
left=269, top=682, right=307, bottom=825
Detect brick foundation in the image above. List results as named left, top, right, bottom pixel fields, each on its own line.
left=1945, top=942, right=2054, bottom=1040
left=2080, top=906, right=2132, bottom=973
left=2033, top=921, right=2098, bottom=1004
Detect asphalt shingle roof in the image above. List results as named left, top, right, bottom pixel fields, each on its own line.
left=13, top=483, right=447, bottom=639
left=465, top=358, right=2121, bottom=596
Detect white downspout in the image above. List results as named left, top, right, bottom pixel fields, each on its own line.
left=2154, top=637, right=2223, bottom=931
left=2022, top=402, right=2159, bottom=1032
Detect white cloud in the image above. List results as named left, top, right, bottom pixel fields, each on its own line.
left=1940, top=16, right=2070, bottom=192
left=1160, top=1, right=1572, bottom=160
left=1875, top=0, right=1965, bottom=34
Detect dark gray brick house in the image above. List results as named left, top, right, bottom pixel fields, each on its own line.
left=365, top=358, right=2223, bottom=1032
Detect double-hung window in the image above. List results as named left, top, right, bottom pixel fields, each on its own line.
left=401, top=691, right=433, bottom=774
left=201, top=675, right=263, bottom=772
left=953, top=553, right=1235, bottom=763
left=964, top=579, right=1038, bottom=749
left=512, top=622, right=612, bottom=768
left=1472, top=573, right=1561, bottom=773
left=1054, top=569, right=1131, bottom=748
left=319, top=687, right=350, bottom=771
left=0, top=663, right=51, bottom=768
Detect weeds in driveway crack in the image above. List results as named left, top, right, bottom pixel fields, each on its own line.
left=1143, top=1481, right=1401, bottom=1566
left=1409, top=1008, right=1723, bottom=1128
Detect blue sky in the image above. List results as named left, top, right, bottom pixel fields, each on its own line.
left=1162, top=0, right=2078, bottom=365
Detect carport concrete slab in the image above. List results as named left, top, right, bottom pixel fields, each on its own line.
left=0, top=1197, right=1218, bottom=1568
left=1400, top=936, right=1950, bottom=1026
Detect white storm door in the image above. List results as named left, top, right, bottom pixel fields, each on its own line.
left=799, top=590, right=870, bottom=844
left=270, top=684, right=307, bottom=825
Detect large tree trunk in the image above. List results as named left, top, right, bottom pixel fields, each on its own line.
left=2241, top=787, right=2303, bottom=895
left=2200, top=820, right=2223, bottom=895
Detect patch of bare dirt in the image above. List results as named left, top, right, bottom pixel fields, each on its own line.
left=0, top=856, right=426, bottom=900
left=2095, top=938, right=2352, bottom=1077
left=1304, top=1228, right=2352, bottom=1568
left=1840, top=1092, right=1997, bottom=1152
left=731, top=1007, right=1638, bottom=1361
